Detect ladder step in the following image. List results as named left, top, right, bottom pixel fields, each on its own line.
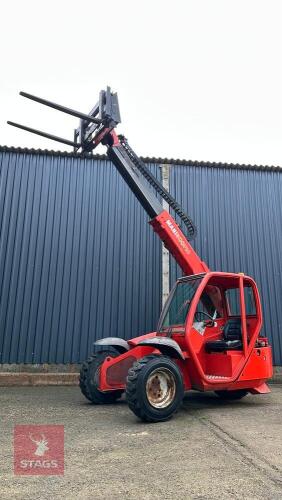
left=206, top=374, right=230, bottom=380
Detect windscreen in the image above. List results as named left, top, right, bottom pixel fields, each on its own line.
left=159, top=278, right=202, bottom=332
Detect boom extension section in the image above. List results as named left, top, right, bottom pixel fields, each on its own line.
left=7, top=87, right=209, bottom=276
left=107, top=134, right=208, bottom=275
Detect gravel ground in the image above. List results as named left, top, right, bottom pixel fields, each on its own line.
left=0, top=385, right=281, bottom=499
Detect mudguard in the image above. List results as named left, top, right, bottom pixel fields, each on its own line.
left=94, top=337, right=129, bottom=354
left=137, top=337, right=185, bottom=360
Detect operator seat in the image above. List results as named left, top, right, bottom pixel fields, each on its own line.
left=205, top=318, right=242, bottom=353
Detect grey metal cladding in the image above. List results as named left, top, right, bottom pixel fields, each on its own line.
left=0, top=151, right=162, bottom=363
left=0, top=148, right=282, bottom=367
left=169, top=163, right=282, bottom=365
left=137, top=337, right=185, bottom=359
left=94, top=337, right=129, bottom=352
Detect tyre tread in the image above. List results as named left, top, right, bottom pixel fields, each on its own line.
left=79, top=351, right=123, bottom=404
left=126, top=355, right=183, bottom=422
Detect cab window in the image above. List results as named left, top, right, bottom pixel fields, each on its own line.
left=194, top=285, right=223, bottom=320
left=160, top=278, right=202, bottom=331
left=225, top=286, right=257, bottom=316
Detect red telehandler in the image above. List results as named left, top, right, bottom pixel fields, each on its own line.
left=8, top=88, right=273, bottom=422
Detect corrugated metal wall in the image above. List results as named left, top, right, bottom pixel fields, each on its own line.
left=0, top=149, right=281, bottom=365
left=170, top=164, right=282, bottom=365
left=0, top=150, right=162, bottom=363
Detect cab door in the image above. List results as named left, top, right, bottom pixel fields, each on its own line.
left=186, top=273, right=262, bottom=385
left=224, top=275, right=260, bottom=355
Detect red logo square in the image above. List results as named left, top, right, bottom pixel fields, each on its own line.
left=14, top=425, right=64, bottom=475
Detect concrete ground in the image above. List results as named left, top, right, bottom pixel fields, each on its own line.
left=0, top=386, right=281, bottom=500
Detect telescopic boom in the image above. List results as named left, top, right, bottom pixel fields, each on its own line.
left=7, top=87, right=209, bottom=276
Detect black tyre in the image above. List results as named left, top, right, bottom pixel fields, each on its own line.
left=215, top=389, right=248, bottom=400
left=126, top=355, right=184, bottom=422
left=79, top=350, right=123, bottom=404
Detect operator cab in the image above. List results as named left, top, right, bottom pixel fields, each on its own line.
left=196, top=280, right=258, bottom=349
left=158, top=272, right=262, bottom=378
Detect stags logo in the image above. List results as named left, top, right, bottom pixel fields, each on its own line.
left=29, top=433, right=49, bottom=456
left=14, top=425, right=64, bottom=475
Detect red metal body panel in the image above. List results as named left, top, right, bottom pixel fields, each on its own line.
left=150, top=211, right=209, bottom=275
left=99, top=345, right=157, bottom=391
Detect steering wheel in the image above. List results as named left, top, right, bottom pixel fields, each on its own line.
left=194, top=311, right=215, bottom=326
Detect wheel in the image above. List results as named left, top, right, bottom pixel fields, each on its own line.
left=126, top=355, right=184, bottom=422
left=215, top=389, right=248, bottom=400
left=79, top=350, right=123, bottom=404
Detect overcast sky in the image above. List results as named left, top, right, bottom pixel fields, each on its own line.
left=1, top=0, right=281, bottom=165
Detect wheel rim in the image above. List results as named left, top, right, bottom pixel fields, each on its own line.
left=146, top=368, right=176, bottom=409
